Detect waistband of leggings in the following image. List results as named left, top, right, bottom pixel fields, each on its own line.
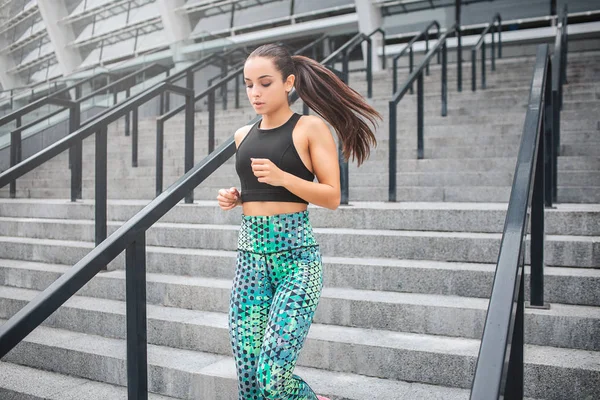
left=238, top=210, right=318, bottom=253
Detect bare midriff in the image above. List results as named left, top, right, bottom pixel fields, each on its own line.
left=241, top=201, right=308, bottom=216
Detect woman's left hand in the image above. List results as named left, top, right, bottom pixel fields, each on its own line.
left=251, top=158, right=287, bottom=187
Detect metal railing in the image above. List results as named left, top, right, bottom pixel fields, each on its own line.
left=470, top=43, right=556, bottom=400
left=392, top=21, right=441, bottom=94
left=320, top=28, right=383, bottom=204
left=0, top=81, right=195, bottom=400
left=4, top=63, right=170, bottom=199
left=388, top=24, right=459, bottom=201
left=471, top=13, right=502, bottom=91
left=0, top=30, right=376, bottom=400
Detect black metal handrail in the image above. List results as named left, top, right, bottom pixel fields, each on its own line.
left=0, top=81, right=195, bottom=399
left=470, top=44, right=554, bottom=399
left=471, top=13, right=502, bottom=91
left=388, top=24, right=459, bottom=201
left=5, top=63, right=170, bottom=199
left=392, top=21, right=441, bottom=94
left=551, top=4, right=568, bottom=204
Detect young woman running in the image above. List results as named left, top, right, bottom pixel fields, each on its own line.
left=217, top=43, right=381, bottom=400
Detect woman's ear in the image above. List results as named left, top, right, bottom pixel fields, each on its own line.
left=285, top=74, right=295, bottom=93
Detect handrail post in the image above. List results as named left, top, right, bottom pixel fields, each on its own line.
left=303, top=102, right=309, bottom=115
left=457, top=26, right=463, bottom=92
left=9, top=117, right=22, bottom=198
left=425, top=31, right=430, bottom=76
left=471, top=48, right=477, bottom=91
left=481, top=41, right=487, bottom=90
left=156, top=119, right=164, bottom=196
left=505, top=264, right=524, bottom=398
left=388, top=101, right=396, bottom=202
left=491, top=24, right=496, bottom=72
left=339, top=141, right=349, bottom=205
left=417, top=72, right=424, bottom=159
left=208, top=90, right=215, bottom=154
left=70, top=103, right=82, bottom=202
left=235, top=74, right=240, bottom=109
left=441, top=42, right=448, bottom=117
left=392, top=58, right=398, bottom=94
left=409, top=47, right=414, bottom=94
left=126, top=232, right=148, bottom=400
left=132, top=107, right=139, bottom=168
left=125, top=88, right=131, bottom=137
left=498, top=16, right=503, bottom=58
left=95, top=126, right=107, bottom=249
left=185, top=90, right=195, bottom=204
left=544, top=59, right=554, bottom=209
left=367, top=38, right=373, bottom=99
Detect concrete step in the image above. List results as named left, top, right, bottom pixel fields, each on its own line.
left=0, top=200, right=598, bottom=236
left=0, top=361, right=177, bottom=400
left=1, top=317, right=597, bottom=399
left=0, top=217, right=597, bottom=267
left=1, top=283, right=598, bottom=350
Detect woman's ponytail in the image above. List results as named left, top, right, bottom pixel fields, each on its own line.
left=291, top=55, right=381, bottom=166
left=248, top=44, right=381, bottom=166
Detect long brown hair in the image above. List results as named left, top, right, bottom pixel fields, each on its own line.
left=248, top=43, right=381, bottom=166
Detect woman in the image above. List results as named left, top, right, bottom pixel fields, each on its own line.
left=217, top=43, right=381, bottom=400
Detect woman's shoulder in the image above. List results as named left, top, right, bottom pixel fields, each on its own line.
left=296, top=114, right=330, bottom=137
left=234, top=124, right=254, bottom=147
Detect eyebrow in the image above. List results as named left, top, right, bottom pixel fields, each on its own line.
left=244, top=75, right=273, bottom=81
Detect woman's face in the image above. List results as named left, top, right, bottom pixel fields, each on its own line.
left=244, top=56, right=294, bottom=115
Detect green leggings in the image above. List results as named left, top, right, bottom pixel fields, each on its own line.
left=228, top=210, right=323, bottom=399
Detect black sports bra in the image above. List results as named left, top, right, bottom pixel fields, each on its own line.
left=235, top=113, right=315, bottom=203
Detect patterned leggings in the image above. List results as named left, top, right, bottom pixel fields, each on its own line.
left=228, top=210, right=323, bottom=400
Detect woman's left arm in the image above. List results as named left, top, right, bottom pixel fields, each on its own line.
left=250, top=116, right=341, bottom=210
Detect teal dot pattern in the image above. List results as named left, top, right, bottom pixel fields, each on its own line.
left=228, top=210, right=323, bottom=399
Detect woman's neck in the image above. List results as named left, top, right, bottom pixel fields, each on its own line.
left=260, top=108, right=295, bottom=130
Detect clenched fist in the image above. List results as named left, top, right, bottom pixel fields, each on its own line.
left=217, top=187, right=241, bottom=210
left=251, top=158, right=287, bottom=186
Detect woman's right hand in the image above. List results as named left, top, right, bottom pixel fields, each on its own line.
left=217, top=187, right=241, bottom=210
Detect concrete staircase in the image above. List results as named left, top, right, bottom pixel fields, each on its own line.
left=0, top=50, right=598, bottom=399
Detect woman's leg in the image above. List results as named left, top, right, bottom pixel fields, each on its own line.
left=256, top=245, right=323, bottom=400
left=228, top=250, right=273, bottom=400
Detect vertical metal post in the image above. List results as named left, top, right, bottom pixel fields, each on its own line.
left=95, top=126, right=107, bottom=250
left=303, top=103, right=309, bottom=115
left=409, top=48, right=414, bottom=94
left=159, top=92, right=164, bottom=115
left=491, top=24, right=496, bottom=71
left=505, top=265, right=524, bottom=398
left=221, top=60, right=227, bottom=110
left=388, top=102, right=396, bottom=202
left=531, top=95, right=546, bottom=307
left=235, top=74, right=240, bottom=109
left=338, top=141, right=348, bottom=205
left=126, top=233, right=148, bottom=400
left=156, top=120, right=164, bottom=196
left=471, top=49, right=477, bottom=92
left=441, top=43, right=448, bottom=117
left=393, top=58, right=398, bottom=94
left=186, top=69, right=194, bottom=91
left=498, top=16, right=503, bottom=59
left=132, top=107, right=138, bottom=167
left=125, top=88, right=131, bottom=136
left=185, top=92, right=195, bottom=204
left=417, top=73, right=424, bottom=160
left=552, top=88, right=559, bottom=203
left=544, top=60, right=554, bottom=208
left=9, top=119, right=21, bottom=198
left=208, top=91, right=215, bottom=154
left=425, top=31, right=430, bottom=76
left=456, top=0, right=463, bottom=92
left=367, top=40, right=372, bottom=99
left=70, top=104, right=82, bottom=202
left=482, top=41, right=487, bottom=90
